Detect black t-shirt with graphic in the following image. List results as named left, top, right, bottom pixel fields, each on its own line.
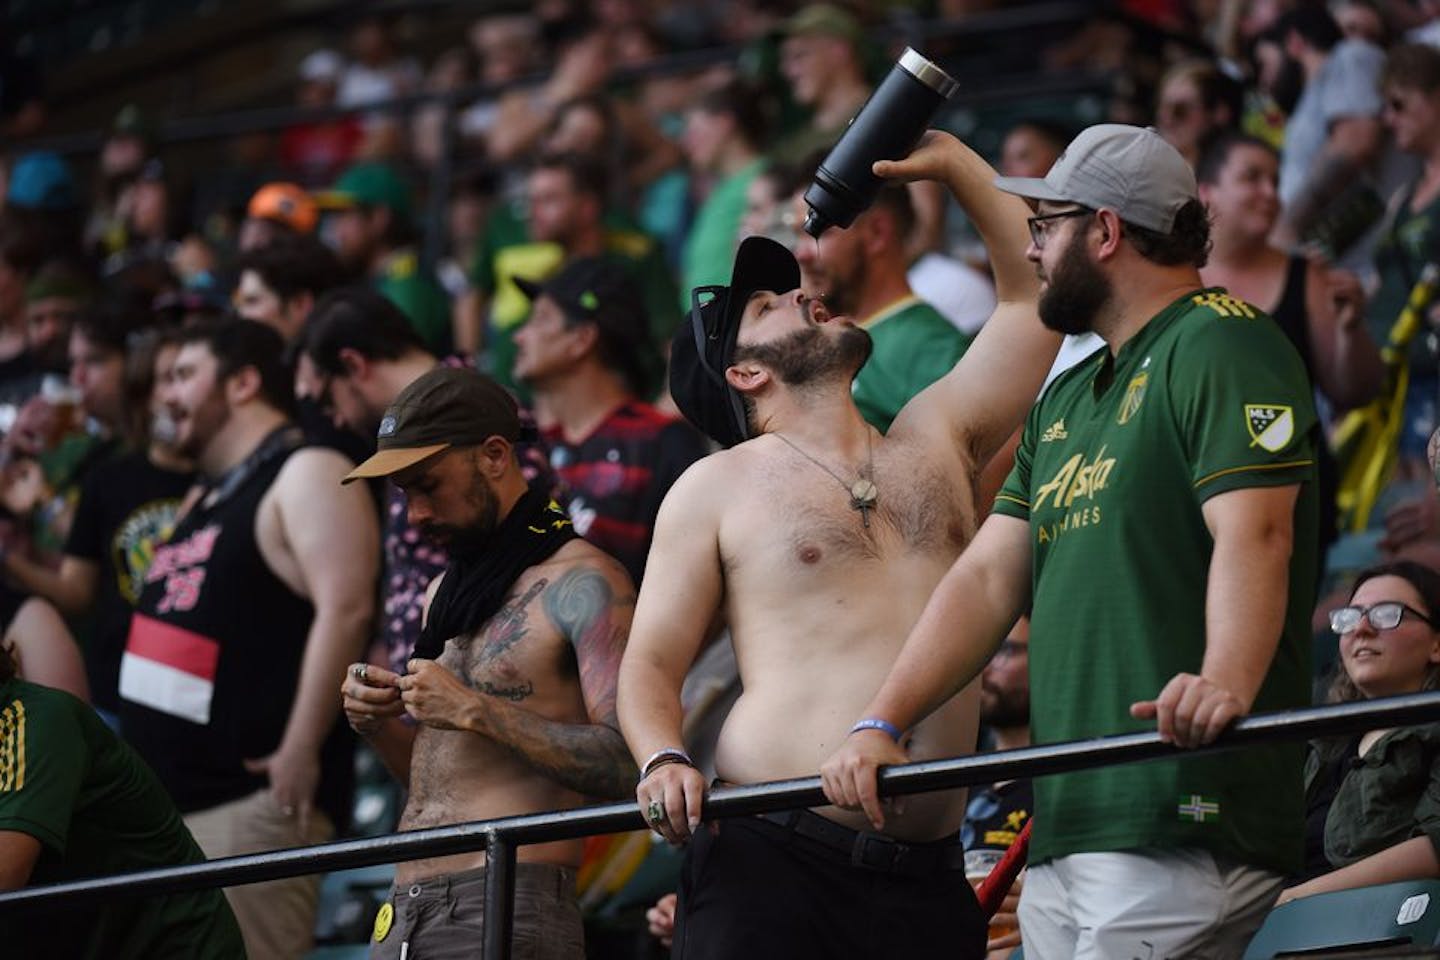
left=65, top=450, right=194, bottom=712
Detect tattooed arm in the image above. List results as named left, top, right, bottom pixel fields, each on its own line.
left=400, top=555, right=639, bottom=799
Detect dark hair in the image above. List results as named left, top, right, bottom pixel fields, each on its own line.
left=0, top=214, right=44, bottom=277
left=532, top=152, right=609, bottom=204
left=1159, top=59, right=1245, bottom=127
left=1006, top=118, right=1075, bottom=155
left=0, top=642, right=13, bottom=685
left=178, top=318, right=295, bottom=415
left=1123, top=199, right=1212, bottom=268
left=72, top=301, right=153, bottom=354
left=235, top=236, right=344, bottom=303
left=122, top=326, right=185, bottom=447
left=693, top=79, right=770, bottom=151
left=1382, top=43, right=1440, bottom=94
left=301, top=285, right=427, bottom=375
left=1195, top=132, right=1277, bottom=186
left=1328, top=560, right=1440, bottom=703
left=1277, top=3, right=1343, bottom=53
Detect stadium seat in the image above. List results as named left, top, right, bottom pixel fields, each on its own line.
left=1244, top=880, right=1440, bottom=958
left=305, top=946, right=371, bottom=960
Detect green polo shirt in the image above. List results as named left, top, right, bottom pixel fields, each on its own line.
left=853, top=296, right=971, bottom=433
left=0, top=679, right=243, bottom=957
left=993, top=289, right=1319, bottom=874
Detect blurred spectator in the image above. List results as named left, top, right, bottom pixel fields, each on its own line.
left=411, top=47, right=477, bottom=171
left=4, top=327, right=194, bottom=729
left=1198, top=133, right=1382, bottom=413
left=87, top=105, right=154, bottom=260
left=4, top=151, right=83, bottom=262
left=997, top=120, right=1069, bottom=182
left=1153, top=58, right=1244, bottom=168
left=317, top=162, right=451, bottom=355
left=120, top=319, right=378, bottom=959
left=771, top=4, right=871, bottom=166
left=278, top=50, right=364, bottom=188
left=238, top=182, right=320, bottom=254
left=1271, top=4, right=1387, bottom=251
left=514, top=259, right=708, bottom=584
left=1284, top=561, right=1440, bottom=904
left=0, top=216, right=46, bottom=406
left=474, top=153, right=679, bottom=394
left=233, top=235, right=345, bottom=344
left=437, top=170, right=495, bottom=302
left=0, top=647, right=245, bottom=958
left=680, top=80, right=769, bottom=303
left=787, top=175, right=972, bottom=432
left=1335, top=0, right=1389, bottom=46
left=338, top=13, right=423, bottom=110
left=1411, top=0, right=1440, bottom=47
left=463, top=12, right=544, bottom=142
left=102, top=158, right=176, bottom=279
left=23, top=260, right=93, bottom=377
left=962, top=617, right=1033, bottom=960
left=737, top=162, right=794, bottom=245
left=488, top=21, right=612, bottom=166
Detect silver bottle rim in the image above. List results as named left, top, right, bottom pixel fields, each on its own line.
left=899, top=47, right=959, bottom=99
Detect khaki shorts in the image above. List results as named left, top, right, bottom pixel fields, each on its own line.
left=370, top=862, right=583, bottom=960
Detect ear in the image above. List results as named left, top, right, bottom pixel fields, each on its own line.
left=474, top=436, right=513, bottom=478
left=725, top=361, right=771, bottom=396
left=860, top=212, right=890, bottom=256
left=337, top=347, right=369, bottom=380
left=225, top=364, right=263, bottom=406
left=1093, top=209, right=1125, bottom=262
left=568, top=321, right=601, bottom=359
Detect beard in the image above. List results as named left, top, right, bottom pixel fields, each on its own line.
left=420, top=466, right=500, bottom=559
left=1038, top=234, right=1113, bottom=336
left=980, top=684, right=1030, bottom=730
left=173, top=387, right=230, bottom=461
left=734, top=322, right=873, bottom=389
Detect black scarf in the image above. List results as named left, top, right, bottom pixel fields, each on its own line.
left=412, top=485, right=578, bottom=661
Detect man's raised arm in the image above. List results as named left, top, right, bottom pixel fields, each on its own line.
left=886, top=132, right=1059, bottom=469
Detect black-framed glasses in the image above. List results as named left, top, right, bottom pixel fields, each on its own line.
left=1027, top=208, right=1091, bottom=249
left=1329, top=601, right=1436, bottom=635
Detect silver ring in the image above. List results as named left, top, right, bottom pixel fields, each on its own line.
left=352, top=663, right=368, bottom=682
left=647, top=800, right=664, bottom=825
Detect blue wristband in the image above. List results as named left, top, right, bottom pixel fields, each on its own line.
left=850, top=718, right=902, bottom=742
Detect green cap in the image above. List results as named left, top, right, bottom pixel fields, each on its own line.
left=784, top=3, right=863, bottom=45
left=315, top=162, right=413, bottom=219
left=342, top=366, right=520, bottom=484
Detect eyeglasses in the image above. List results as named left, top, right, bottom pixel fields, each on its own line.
left=1329, top=601, right=1436, bottom=635
left=1027, top=208, right=1091, bottom=249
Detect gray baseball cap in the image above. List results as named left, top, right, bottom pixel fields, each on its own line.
left=993, top=124, right=1196, bottom=233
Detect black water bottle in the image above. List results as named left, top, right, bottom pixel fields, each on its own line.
left=802, top=48, right=959, bottom=237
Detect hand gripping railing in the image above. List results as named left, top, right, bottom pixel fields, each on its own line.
left=4, top=693, right=1439, bottom=958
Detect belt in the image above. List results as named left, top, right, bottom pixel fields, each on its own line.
left=756, top=809, right=965, bottom=878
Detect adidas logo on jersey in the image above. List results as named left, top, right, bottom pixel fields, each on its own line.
left=1040, top=419, right=1068, bottom=443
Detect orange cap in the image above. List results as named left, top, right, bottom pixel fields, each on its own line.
left=246, top=182, right=318, bottom=234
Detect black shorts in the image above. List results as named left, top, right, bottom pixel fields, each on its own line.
left=673, top=810, right=986, bottom=960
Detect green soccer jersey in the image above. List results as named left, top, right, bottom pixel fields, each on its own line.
left=0, top=679, right=243, bottom=958
left=853, top=297, right=971, bottom=433
left=992, top=290, right=1319, bottom=874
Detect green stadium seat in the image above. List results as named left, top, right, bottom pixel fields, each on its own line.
left=1244, top=880, right=1440, bottom=958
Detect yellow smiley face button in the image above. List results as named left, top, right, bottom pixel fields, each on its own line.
left=373, top=901, right=394, bottom=942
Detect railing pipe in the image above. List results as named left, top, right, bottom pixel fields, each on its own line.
left=483, top=830, right=517, bottom=960
left=3, top=692, right=1437, bottom=926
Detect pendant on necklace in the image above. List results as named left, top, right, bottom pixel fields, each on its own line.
left=850, top=478, right=878, bottom=528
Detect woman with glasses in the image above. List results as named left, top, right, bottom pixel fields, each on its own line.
left=1280, top=560, right=1440, bottom=904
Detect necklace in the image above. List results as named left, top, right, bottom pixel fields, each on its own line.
left=773, top=429, right=879, bottom=527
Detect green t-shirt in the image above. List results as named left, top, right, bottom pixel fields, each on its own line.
left=992, top=290, right=1319, bottom=874
left=376, top=248, right=453, bottom=357
left=0, top=679, right=243, bottom=958
left=681, top=159, right=765, bottom=310
left=1369, top=184, right=1440, bottom=367
left=853, top=297, right=971, bottom=433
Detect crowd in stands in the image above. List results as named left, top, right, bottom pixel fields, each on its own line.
left=5, top=0, right=1440, bottom=957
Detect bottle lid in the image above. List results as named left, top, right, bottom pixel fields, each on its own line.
left=899, top=48, right=959, bottom=99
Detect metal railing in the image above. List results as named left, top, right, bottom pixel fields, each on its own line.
left=4, top=692, right=1439, bottom=959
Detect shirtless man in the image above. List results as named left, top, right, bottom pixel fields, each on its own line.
left=339, top=366, right=636, bottom=960
left=616, top=132, right=1058, bottom=959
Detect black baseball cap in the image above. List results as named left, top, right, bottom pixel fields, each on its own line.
left=342, top=366, right=520, bottom=483
left=670, top=236, right=800, bottom=447
left=515, top=258, right=657, bottom=394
